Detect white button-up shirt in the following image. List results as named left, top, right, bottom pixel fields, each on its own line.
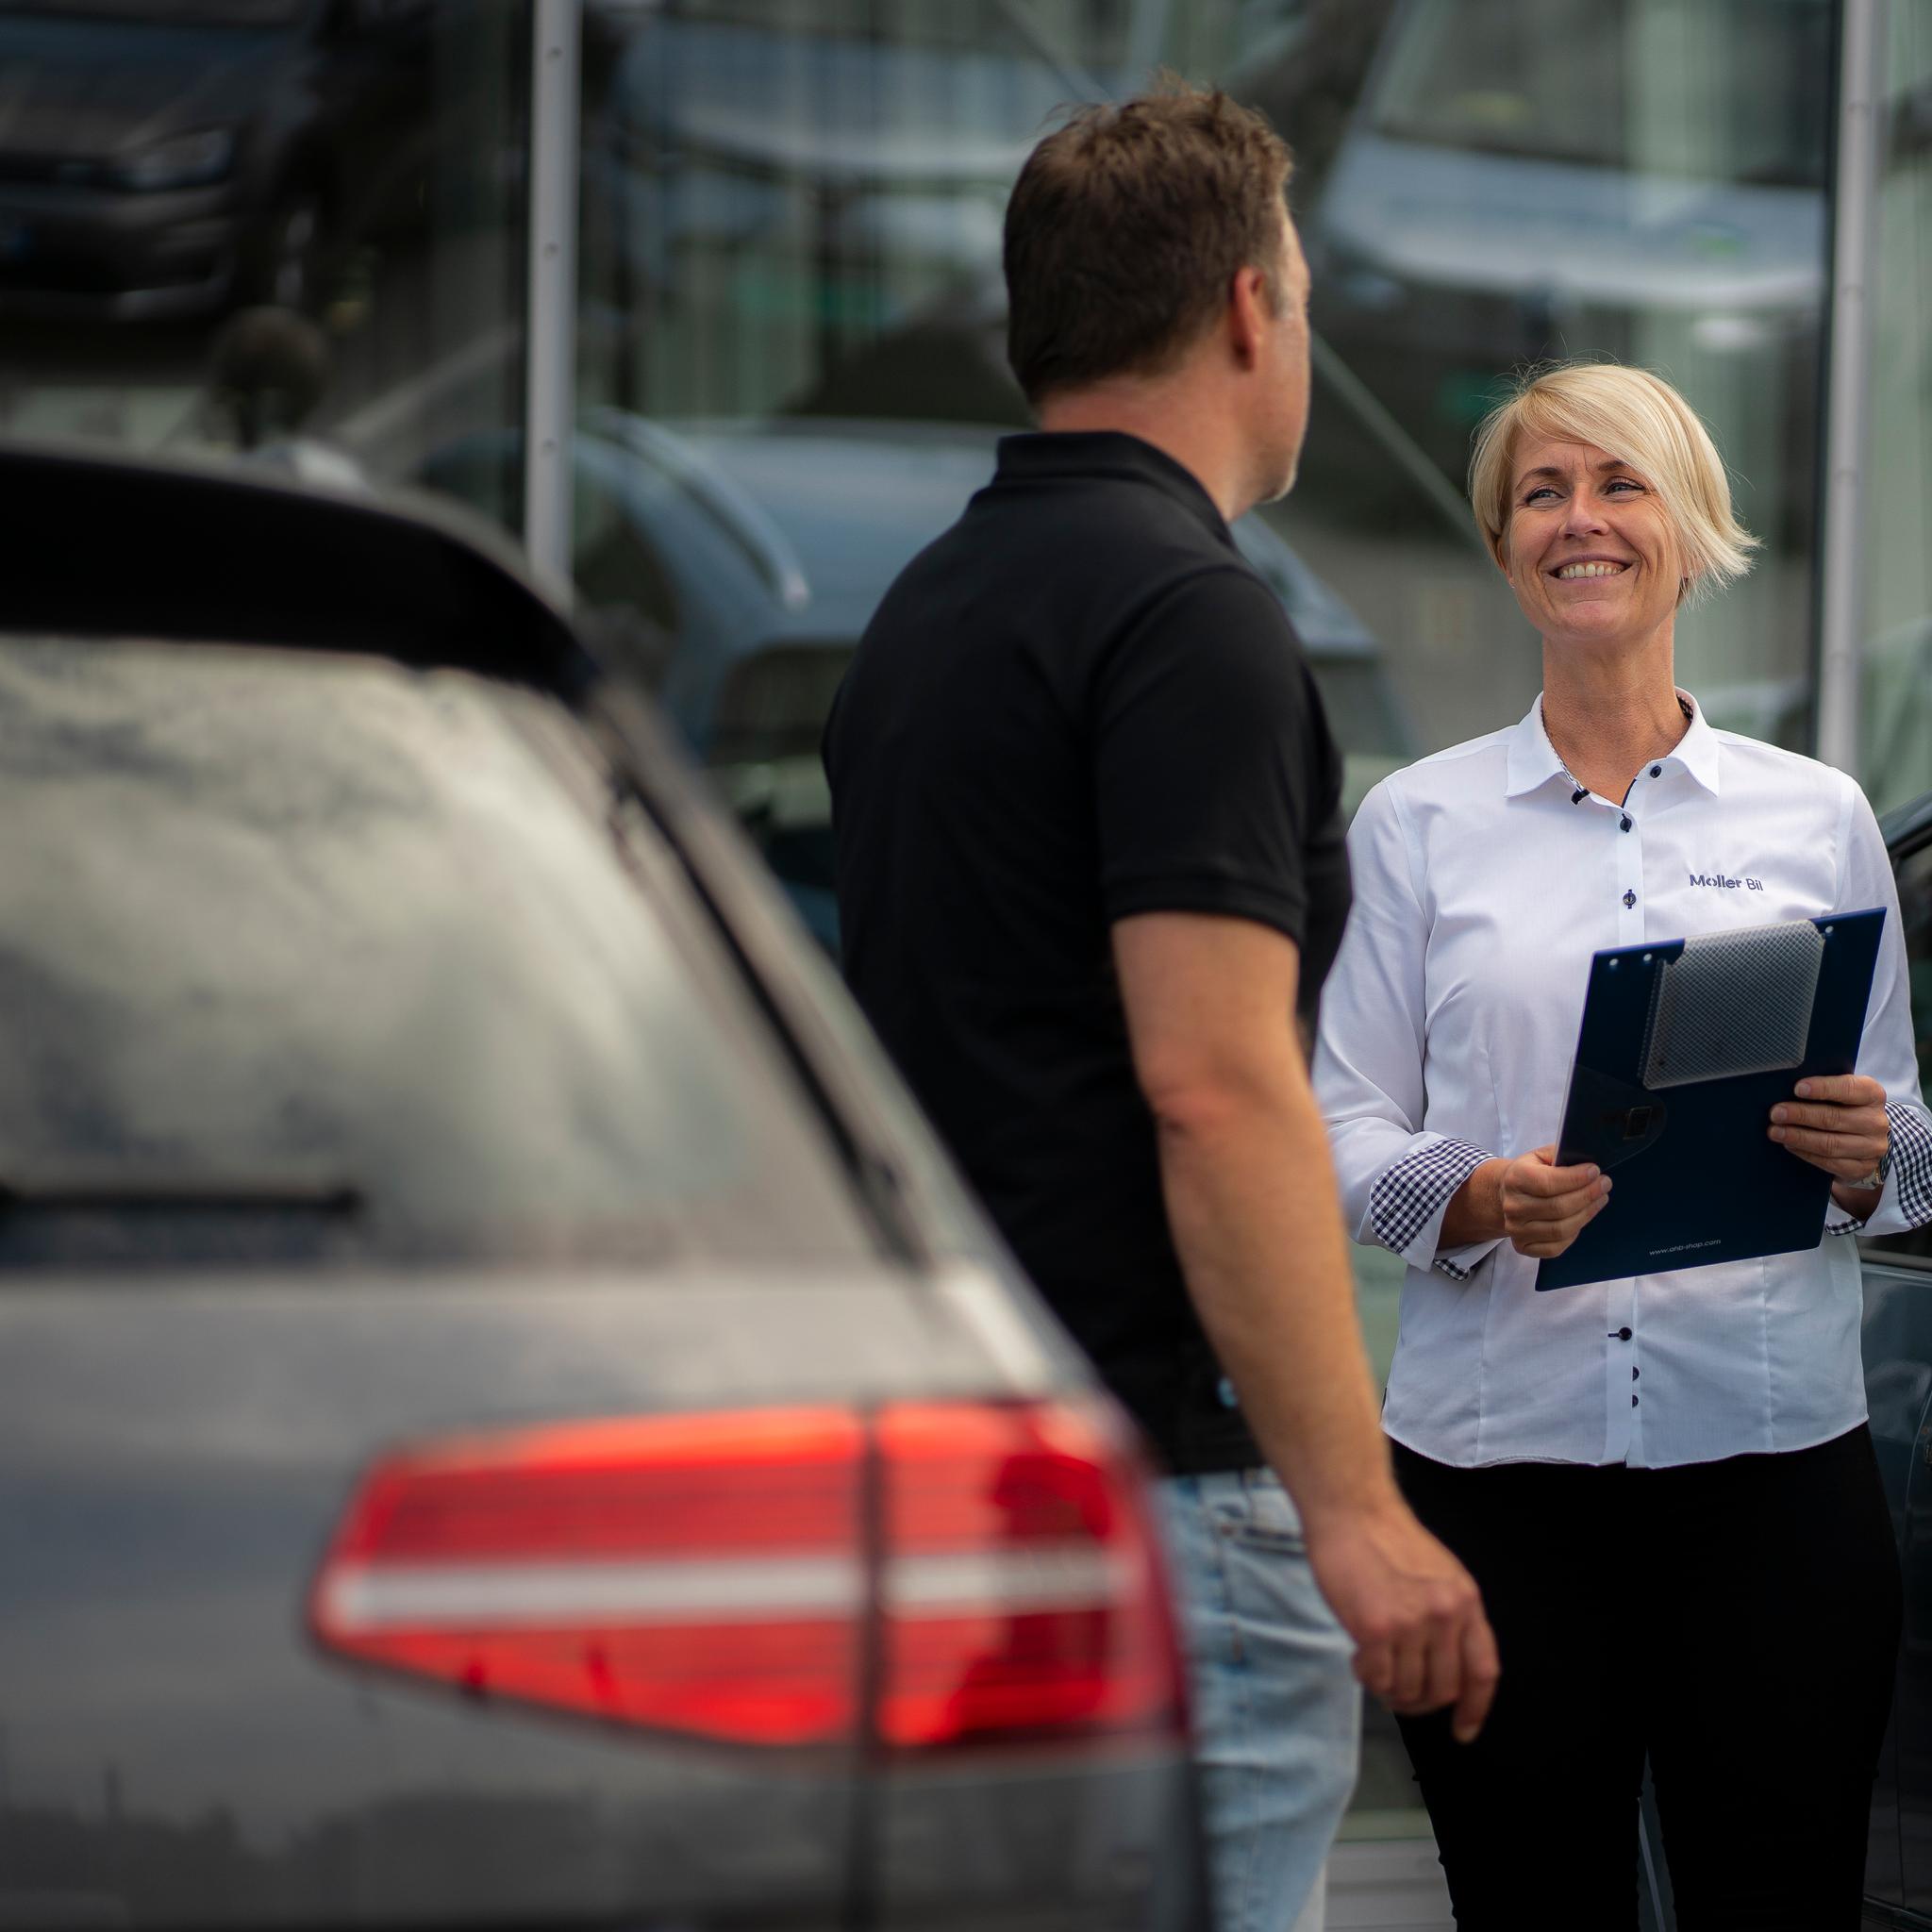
left=1313, top=691, right=1932, bottom=1469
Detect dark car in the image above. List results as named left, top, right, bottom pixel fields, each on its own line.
left=0, top=0, right=434, bottom=318
left=0, top=444, right=1208, bottom=1932
left=420, top=413, right=1414, bottom=950
left=1860, top=787, right=1932, bottom=1925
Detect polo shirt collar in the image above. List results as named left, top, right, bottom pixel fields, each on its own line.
left=1503, top=688, right=1723, bottom=800
left=994, top=430, right=1232, bottom=544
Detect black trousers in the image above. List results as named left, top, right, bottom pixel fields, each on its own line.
left=1391, top=1426, right=1902, bottom=1931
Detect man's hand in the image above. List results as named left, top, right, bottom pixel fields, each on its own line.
left=1770, top=1074, right=1890, bottom=1210
left=1306, top=1502, right=1499, bottom=1743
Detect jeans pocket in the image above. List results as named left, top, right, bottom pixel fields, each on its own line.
left=1208, top=1470, right=1307, bottom=1555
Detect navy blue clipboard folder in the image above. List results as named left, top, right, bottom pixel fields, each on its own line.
left=1535, top=908, right=1886, bottom=1291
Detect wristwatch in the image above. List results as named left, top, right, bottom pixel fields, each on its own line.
left=1854, top=1144, right=1895, bottom=1193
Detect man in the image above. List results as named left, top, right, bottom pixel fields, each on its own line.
left=823, top=85, right=1496, bottom=1931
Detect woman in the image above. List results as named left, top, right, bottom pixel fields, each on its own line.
left=1313, top=361, right=1932, bottom=1928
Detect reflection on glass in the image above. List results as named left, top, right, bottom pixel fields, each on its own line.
left=1307, top=0, right=1832, bottom=758
left=423, top=408, right=1407, bottom=941
left=1371, top=0, right=1826, bottom=184
left=1860, top=1, right=1932, bottom=815
left=0, top=0, right=524, bottom=508
left=576, top=0, right=1836, bottom=965
left=4, top=3, right=309, bottom=21
left=581, top=0, right=1152, bottom=425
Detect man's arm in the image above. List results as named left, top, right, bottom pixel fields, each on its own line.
left=1113, top=909, right=1498, bottom=1740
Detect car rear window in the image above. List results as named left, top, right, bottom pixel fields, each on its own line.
left=0, top=637, right=877, bottom=1270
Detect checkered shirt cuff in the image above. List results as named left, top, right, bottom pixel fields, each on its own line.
left=1825, top=1101, right=1932, bottom=1235
left=1370, top=1138, right=1494, bottom=1278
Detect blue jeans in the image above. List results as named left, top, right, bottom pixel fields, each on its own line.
left=1157, top=1469, right=1361, bottom=1932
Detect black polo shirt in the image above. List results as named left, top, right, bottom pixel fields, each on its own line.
left=824, top=431, right=1351, bottom=1473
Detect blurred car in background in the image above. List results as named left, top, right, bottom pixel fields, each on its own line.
left=1307, top=0, right=1830, bottom=495
left=0, top=0, right=435, bottom=319
left=0, top=441, right=1208, bottom=1932
left=582, top=1, right=1130, bottom=349
left=422, top=413, right=1412, bottom=951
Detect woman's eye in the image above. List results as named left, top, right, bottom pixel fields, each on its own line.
left=1524, top=487, right=1558, bottom=505
left=1606, top=477, right=1642, bottom=493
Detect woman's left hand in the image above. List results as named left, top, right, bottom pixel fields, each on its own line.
left=1769, top=1074, right=1890, bottom=1196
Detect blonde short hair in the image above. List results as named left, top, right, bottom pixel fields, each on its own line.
left=1468, top=362, right=1757, bottom=607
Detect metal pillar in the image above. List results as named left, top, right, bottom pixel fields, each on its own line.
left=524, top=0, right=581, bottom=598
left=1816, top=0, right=1890, bottom=774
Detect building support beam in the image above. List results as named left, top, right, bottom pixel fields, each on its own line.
left=1817, top=0, right=1890, bottom=774
left=524, top=0, right=581, bottom=597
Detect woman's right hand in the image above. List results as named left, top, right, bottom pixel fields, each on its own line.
left=1494, top=1146, right=1610, bottom=1257
left=1447, top=1147, right=1610, bottom=1257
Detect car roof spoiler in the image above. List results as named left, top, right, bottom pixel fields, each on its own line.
left=0, top=441, right=598, bottom=694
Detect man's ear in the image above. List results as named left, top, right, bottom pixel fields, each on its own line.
left=1227, top=263, right=1271, bottom=368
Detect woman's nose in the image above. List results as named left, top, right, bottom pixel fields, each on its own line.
left=1559, top=491, right=1608, bottom=535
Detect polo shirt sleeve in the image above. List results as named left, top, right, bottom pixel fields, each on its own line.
left=1824, top=777, right=1932, bottom=1238
left=1312, top=777, right=1502, bottom=1279
left=1091, top=565, right=1327, bottom=942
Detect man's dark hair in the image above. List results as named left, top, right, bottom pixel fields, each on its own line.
left=1003, top=81, right=1294, bottom=407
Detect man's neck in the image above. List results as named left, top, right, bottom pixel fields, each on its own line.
left=1036, top=381, right=1252, bottom=523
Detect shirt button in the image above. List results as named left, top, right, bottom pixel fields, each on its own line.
left=1620, top=815, right=1632, bottom=832
left=1617, top=1327, right=1633, bottom=1341
left=1632, top=1367, right=1640, bottom=1381
left=1650, top=765, right=1662, bottom=777
left=1632, top=1394, right=1640, bottom=1407
left=1623, top=890, right=1637, bottom=908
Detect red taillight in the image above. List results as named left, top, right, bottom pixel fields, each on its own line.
left=875, top=1402, right=1182, bottom=1748
left=309, top=1408, right=867, bottom=1747
left=308, top=1398, right=1185, bottom=1755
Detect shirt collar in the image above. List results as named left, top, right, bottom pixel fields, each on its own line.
left=1503, top=688, right=1723, bottom=800
left=993, top=430, right=1233, bottom=545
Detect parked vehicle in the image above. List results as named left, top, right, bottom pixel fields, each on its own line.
left=0, top=0, right=436, bottom=319
left=1861, top=786, right=1932, bottom=1924
left=420, top=413, right=1413, bottom=950
left=0, top=442, right=1208, bottom=1932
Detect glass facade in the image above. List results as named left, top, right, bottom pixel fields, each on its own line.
left=551, top=0, right=1849, bottom=971
left=0, top=0, right=528, bottom=483
left=2, top=0, right=1927, bottom=1854
left=1865, top=0, right=1932, bottom=814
